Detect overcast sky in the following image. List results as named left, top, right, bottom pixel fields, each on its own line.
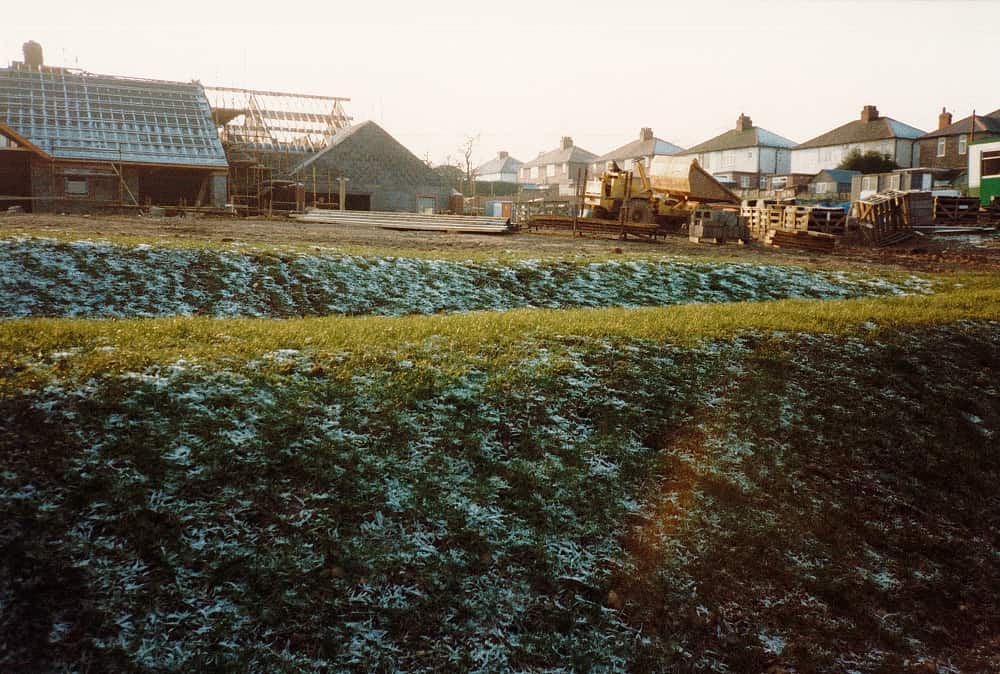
left=4, top=0, right=998, bottom=168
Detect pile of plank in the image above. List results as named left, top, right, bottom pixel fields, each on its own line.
left=292, top=208, right=514, bottom=234
left=765, top=230, right=836, bottom=252
left=526, top=214, right=666, bottom=240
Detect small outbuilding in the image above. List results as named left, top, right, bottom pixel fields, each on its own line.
left=291, top=120, right=450, bottom=213
left=809, top=169, right=859, bottom=197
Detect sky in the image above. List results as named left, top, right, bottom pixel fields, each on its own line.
left=4, top=0, right=998, bottom=169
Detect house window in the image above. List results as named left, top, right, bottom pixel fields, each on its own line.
left=546, top=164, right=556, bottom=178
left=958, top=134, right=968, bottom=155
left=861, top=176, right=878, bottom=192
left=759, top=175, right=768, bottom=189
left=937, top=137, right=946, bottom=157
left=562, top=163, right=569, bottom=174
left=531, top=166, right=539, bottom=179
left=814, top=182, right=829, bottom=194
left=65, top=177, right=88, bottom=197
left=887, top=174, right=900, bottom=190
left=740, top=175, right=750, bottom=188
left=723, top=150, right=736, bottom=167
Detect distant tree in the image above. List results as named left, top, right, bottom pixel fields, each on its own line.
left=459, top=133, right=481, bottom=192
left=837, top=149, right=898, bottom=174
left=433, top=164, right=464, bottom=192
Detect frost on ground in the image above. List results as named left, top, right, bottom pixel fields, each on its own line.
left=2, top=323, right=999, bottom=672
left=0, top=237, right=931, bottom=318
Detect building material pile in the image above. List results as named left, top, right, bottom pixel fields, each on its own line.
left=688, top=207, right=747, bottom=244
left=851, top=190, right=918, bottom=246
left=932, top=195, right=982, bottom=225
left=293, top=208, right=514, bottom=234
left=740, top=201, right=846, bottom=251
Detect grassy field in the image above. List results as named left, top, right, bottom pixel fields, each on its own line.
left=1, top=226, right=999, bottom=672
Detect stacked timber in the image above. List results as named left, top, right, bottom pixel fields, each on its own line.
left=293, top=208, right=514, bottom=234
left=526, top=214, right=665, bottom=240
left=689, top=207, right=747, bottom=244
left=765, top=230, right=836, bottom=252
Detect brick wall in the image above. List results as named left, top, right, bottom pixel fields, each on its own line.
left=918, top=133, right=1000, bottom=170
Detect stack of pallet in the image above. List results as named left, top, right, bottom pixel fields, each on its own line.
left=740, top=200, right=846, bottom=251
left=933, top=196, right=982, bottom=225
left=852, top=190, right=914, bottom=246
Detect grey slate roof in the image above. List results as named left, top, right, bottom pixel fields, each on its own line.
left=921, top=108, right=1000, bottom=139
left=291, top=120, right=445, bottom=186
left=813, top=169, right=860, bottom=184
left=795, top=117, right=924, bottom=150
left=0, top=66, right=227, bottom=168
left=475, top=154, right=523, bottom=176
left=594, top=137, right=684, bottom=163
left=678, top=126, right=796, bottom=155
left=522, top=144, right=597, bottom=168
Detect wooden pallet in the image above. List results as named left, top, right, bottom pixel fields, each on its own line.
left=933, top=196, right=981, bottom=225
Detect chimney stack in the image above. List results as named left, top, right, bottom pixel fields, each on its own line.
left=938, top=107, right=953, bottom=130
left=560, top=136, right=573, bottom=150
left=640, top=127, right=654, bottom=141
left=22, top=40, right=43, bottom=69
left=861, top=105, right=880, bottom=123
left=498, top=150, right=509, bottom=159
left=736, top=113, right=753, bottom=132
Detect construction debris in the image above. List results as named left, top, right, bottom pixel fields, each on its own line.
left=851, top=190, right=920, bottom=246
left=293, top=208, right=514, bottom=234
left=740, top=200, right=846, bottom=251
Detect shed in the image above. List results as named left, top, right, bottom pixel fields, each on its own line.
left=291, top=120, right=450, bottom=213
left=810, top=169, right=859, bottom=196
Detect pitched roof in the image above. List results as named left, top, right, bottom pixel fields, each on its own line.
left=678, top=126, right=796, bottom=155
left=813, top=169, right=860, bottom=184
left=921, top=108, right=1000, bottom=139
left=475, top=153, right=523, bottom=176
left=0, top=66, right=227, bottom=167
left=795, top=116, right=924, bottom=150
left=290, top=120, right=444, bottom=187
left=522, top=143, right=597, bottom=168
left=594, top=137, right=684, bottom=163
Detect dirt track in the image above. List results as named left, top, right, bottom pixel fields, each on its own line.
left=3, top=212, right=999, bottom=273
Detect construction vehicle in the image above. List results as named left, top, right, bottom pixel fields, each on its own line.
left=583, top=156, right=739, bottom=227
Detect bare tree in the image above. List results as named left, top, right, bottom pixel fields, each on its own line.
left=459, top=133, right=480, bottom=194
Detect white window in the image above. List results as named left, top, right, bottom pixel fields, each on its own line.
left=546, top=164, right=556, bottom=178
left=65, top=177, right=88, bottom=196
left=531, top=166, right=539, bottom=179
left=958, top=134, right=968, bottom=155
left=562, top=163, right=568, bottom=174
left=740, top=175, right=750, bottom=188
left=887, top=174, right=900, bottom=190
left=862, top=176, right=878, bottom=192
left=759, top=175, right=768, bottom=189
left=722, top=150, right=736, bottom=167
left=815, top=182, right=829, bottom=194
left=937, top=137, right=946, bottom=157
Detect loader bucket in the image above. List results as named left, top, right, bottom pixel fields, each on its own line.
left=648, top=156, right=739, bottom=204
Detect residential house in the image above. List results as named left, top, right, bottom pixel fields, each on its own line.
left=589, top=127, right=683, bottom=176
left=291, top=120, right=450, bottom=213
left=677, top=114, right=796, bottom=190
left=520, top=136, right=598, bottom=196
left=791, top=105, right=924, bottom=175
left=918, top=107, right=1000, bottom=170
left=848, top=168, right=956, bottom=203
left=474, top=151, right=523, bottom=183
left=0, top=44, right=228, bottom=213
left=809, top=169, right=859, bottom=197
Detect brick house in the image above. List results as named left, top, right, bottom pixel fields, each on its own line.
left=291, top=120, right=450, bottom=213
left=790, top=105, right=924, bottom=175
left=589, top=127, right=683, bottom=176
left=520, top=136, right=597, bottom=196
left=676, top=114, right=796, bottom=190
left=918, top=108, right=1000, bottom=170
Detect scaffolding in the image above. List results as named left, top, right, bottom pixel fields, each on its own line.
left=204, top=85, right=351, bottom=215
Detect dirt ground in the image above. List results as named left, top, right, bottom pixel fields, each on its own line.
left=3, top=212, right=1000, bottom=273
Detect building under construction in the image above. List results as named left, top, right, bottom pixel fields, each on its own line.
left=205, top=85, right=352, bottom=214
left=0, top=42, right=228, bottom=213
